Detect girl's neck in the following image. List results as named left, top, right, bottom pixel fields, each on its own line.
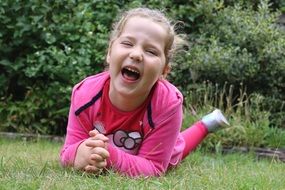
left=108, top=90, right=148, bottom=112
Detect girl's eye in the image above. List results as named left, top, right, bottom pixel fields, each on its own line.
left=146, top=49, right=158, bottom=56
left=121, top=41, right=132, bottom=47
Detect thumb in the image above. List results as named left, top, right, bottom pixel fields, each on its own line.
left=89, top=129, right=100, bottom=137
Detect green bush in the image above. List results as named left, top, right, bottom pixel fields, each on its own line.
left=0, top=0, right=120, bottom=134
left=170, top=1, right=285, bottom=128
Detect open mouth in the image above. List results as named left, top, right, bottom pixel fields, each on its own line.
left=121, top=66, right=140, bottom=81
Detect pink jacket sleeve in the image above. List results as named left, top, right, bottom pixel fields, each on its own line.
left=106, top=103, right=183, bottom=177
left=60, top=102, right=90, bottom=166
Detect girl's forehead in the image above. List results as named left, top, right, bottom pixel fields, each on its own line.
left=123, top=16, right=167, bottom=30
left=121, top=16, right=168, bottom=41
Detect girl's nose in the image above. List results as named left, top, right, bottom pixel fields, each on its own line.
left=129, top=48, right=143, bottom=62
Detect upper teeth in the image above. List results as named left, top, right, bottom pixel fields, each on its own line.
left=126, top=67, right=139, bottom=74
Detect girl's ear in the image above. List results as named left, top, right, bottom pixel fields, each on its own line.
left=106, top=42, right=113, bottom=64
left=162, top=65, right=171, bottom=78
left=106, top=46, right=111, bottom=65
left=106, top=50, right=110, bottom=64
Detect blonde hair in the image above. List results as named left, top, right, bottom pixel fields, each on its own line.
left=109, top=7, right=187, bottom=75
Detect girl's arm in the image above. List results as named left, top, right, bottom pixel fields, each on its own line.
left=60, top=102, right=89, bottom=166
left=60, top=103, right=89, bottom=166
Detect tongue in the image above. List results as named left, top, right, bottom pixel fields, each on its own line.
left=123, top=72, right=138, bottom=81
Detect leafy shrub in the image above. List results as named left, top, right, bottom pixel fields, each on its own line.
left=0, top=0, right=120, bottom=135
left=170, top=1, right=285, bottom=128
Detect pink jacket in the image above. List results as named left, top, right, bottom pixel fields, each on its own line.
left=60, top=71, right=186, bottom=177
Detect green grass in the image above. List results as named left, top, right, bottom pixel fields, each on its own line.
left=0, top=138, right=285, bottom=190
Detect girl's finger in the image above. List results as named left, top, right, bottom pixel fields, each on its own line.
left=90, top=134, right=109, bottom=142
left=85, top=139, right=105, bottom=148
left=94, top=160, right=107, bottom=169
left=104, top=142, right=108, bottom=149
left=90, top=153, right=105, bottom=162
left=89, top=129, right=100, bottom=137
left=84, top=165, right=100, bottom=173
left=92, top=147, right=110, bottom=159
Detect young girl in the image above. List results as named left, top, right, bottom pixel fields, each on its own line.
left=60, top=7, right=229, bottom=177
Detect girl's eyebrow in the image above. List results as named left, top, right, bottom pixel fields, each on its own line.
left=119, top=35, right=134, bottom=40
left=119, top=35, right=163, bottom=52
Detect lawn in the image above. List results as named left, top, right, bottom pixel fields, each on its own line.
left=0, top=138, right=284, bottom=190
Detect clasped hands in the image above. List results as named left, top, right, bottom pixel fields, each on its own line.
left=74, top=129, right=110, bottom=173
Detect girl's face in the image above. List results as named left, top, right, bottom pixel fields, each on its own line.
left=107, top=16, right=168, bottom=103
